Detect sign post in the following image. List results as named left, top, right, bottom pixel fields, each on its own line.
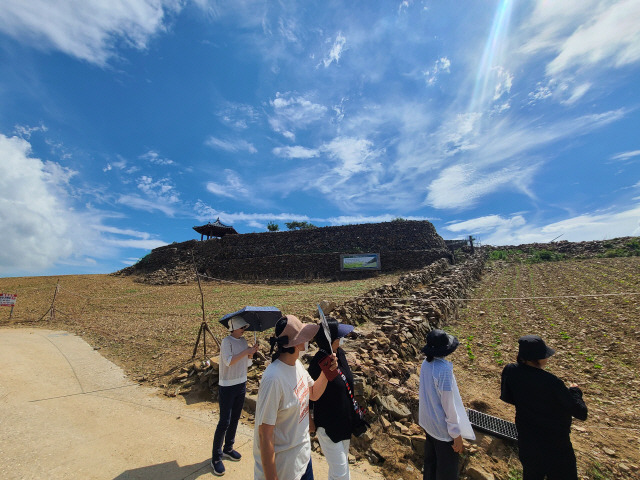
left=1, top=293, right=17, bottom=319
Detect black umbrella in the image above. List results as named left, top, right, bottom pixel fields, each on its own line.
left=219, top=306, right=283, bottom=341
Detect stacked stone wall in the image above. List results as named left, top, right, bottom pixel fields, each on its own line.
left=120, top=221, right=453, bottom=283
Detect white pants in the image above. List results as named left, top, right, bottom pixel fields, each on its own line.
left=316, top=427, right=350, bottom=480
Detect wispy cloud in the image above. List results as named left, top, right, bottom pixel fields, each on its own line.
left=0, top=0, right=182, bottom=66
left=445, top=214, right=526, bottom=233
left=518, top=0, right=640, bottom=78
left=322, top=32, right=347, bottom=68
left=611, top=150, right=640, bottom=161
left=272, top=146, right=319, bottom=159
left=269, top=92, right=327, bottom=139
left=117, top=194, right=178, bottom=216
left=206, top=169, right=249, bottom=198
left=205, top=136, right=257, bottom=154
left=13, top=123, right=48, bottom=139
left=139, top=150, right=175, bottom=165
left=424, top=57, right=451, bottom=86
left=445, top=205, right=640, bottom=245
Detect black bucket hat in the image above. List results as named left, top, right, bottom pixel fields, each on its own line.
left=518, top=335, right=555, bottom=361
left=421, top=329, right=459, bottom=357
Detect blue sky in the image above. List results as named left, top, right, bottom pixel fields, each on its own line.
left=1, top=0, right=639, bottom=277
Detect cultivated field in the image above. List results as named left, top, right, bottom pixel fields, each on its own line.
left=449, top=256, right=640, bottom=479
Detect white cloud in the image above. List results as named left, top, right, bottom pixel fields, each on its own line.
left=13, top=123, right=48, bottom=139
left=324, top=137, right=384, bottom=177
left=436, top=112, right=482, bottom=156
left=136, top=175, right=180, bottom=204
left=547, top=0, right=640, bottom=75
left=116, top=194, right=177, bottom=216
left=269, top=92, right=327, bottom=139
left=611, top=150, right=640, bottom=161
left=272, top=146, right=319, bottom=159
left=217, top=102, right=260, bottom=130
left=0, top=133, right=155, bottom=274
left=446, top=215, right=526, bottom=233
left=0, top=0, right=181, bottom=66
left=481, top=205, right=640, bottom=245
left=519, top=1, right=640, bottom=76
left=424, top=57, right=451, bottom=86
left=492, top=67, right=513, bottom=100
left=92, top=225, right=152, bottom=239
left=205, top=136, right=257, bottom=154
left=193, top=202, right=432, bottom=227
left=528, top=83, right=553, bottom=105
left=139, top=150, right=174, bottom=165
left=562, top=82, right=591, bottom=105
left=426, top=163, right=538, bottom=209
left=322, top=32, right=347, bottom=68
left=205, top=169, right=249, bottom=198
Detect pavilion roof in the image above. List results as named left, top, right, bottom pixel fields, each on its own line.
left=193, top=218, right=238, bottom=237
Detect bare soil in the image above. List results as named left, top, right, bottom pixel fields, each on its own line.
left=448, top=256, right=640, bottom=479
left=0, top=273, right=401, bottom=385
left=2, top=256, right=638, bottom=479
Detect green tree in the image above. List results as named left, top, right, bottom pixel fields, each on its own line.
left=267, top=221, right=279, bottom=232
left=285, top=221, right=317, bottom=230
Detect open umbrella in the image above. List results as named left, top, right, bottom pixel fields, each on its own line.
left=220, top=306, right=283, bottom=342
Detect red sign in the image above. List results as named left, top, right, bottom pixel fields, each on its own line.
left=0, top=294, right=17, bottom=307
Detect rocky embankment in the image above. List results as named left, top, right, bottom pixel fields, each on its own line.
left=169, top=252, right=513, bottom=479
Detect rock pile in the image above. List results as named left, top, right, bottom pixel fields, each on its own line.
left=486, top=236, right=640, bottom=259
left=170, top=252, right=519, bottom=478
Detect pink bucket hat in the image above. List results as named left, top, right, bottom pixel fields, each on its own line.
left=279, top=314, right=320, bottom=348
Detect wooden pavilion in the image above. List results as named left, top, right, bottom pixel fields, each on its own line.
left=193, top=218, right=238, bottom=240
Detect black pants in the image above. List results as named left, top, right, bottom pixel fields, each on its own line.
left=212, top=382, right=246, bottom=461
left=519, top=441, right=578, bottom=480
left=423, top=431, right=459, bottom=480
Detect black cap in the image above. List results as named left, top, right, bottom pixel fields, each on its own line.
left=421, top=329, right=459, bottom=357
left=518, top=335, right=555, bottom=361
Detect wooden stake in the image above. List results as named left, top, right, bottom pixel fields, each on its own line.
left=40, top=279, right=60, bottom=322
left=190, top=251, right=220, bottom=359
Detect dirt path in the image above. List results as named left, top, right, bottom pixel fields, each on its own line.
left=0, top=328, right=383, bottom=480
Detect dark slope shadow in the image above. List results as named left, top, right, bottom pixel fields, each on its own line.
left=113, top=459, right=211, bottom=480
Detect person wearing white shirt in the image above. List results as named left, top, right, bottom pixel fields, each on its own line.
left=418, top=329, right=475, bottom=480
left=211, top=316, right=258, bottom=476
left=254, top=315, right=338, bottom=480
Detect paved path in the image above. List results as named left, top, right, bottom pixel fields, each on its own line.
left=0, top=328, right=384, bottom=480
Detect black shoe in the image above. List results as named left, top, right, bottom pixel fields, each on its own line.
left=211, top=459, right=225, bottom=476
left=222, top=449, right=241, bottom=462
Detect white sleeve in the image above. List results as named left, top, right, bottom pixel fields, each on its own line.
left=255, top=376, right=280, bottom=426
left=221, top=338, right=233, bottom=367
left=441, top=390, right=461, bottom=439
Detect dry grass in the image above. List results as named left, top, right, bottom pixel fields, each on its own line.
left=0, top=273, right=401, bottom=382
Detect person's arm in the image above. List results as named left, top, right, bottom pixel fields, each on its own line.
left=499, top=365, right=515, bottom=405
left=309, top=354, right=337, bottom=401
left=259, top=423, right=278, bottom=480
left=568, top=383, right=588, bottom=420
left=440, top=390, right=463, bottom=452
left=228, top=343, right=258, bottom=366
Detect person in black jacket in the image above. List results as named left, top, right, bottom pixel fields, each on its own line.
left=501, top=335, right=588, bottom=480
left=308, top=317, right=359, bottom=480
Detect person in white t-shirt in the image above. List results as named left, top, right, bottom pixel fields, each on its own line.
left=254, top=315, right=337, bottom=480
left=211, top=316, right=258, bottom=476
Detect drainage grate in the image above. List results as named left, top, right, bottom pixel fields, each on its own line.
left=466, top=409, right=518, bottom=441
